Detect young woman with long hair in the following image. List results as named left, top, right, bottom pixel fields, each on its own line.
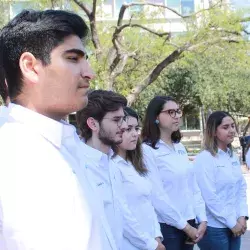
left=194, top=111, right=248, bottom=250
left=112, top=107, right=165, bottom=250
left=141, top=96, right=207, bottom=250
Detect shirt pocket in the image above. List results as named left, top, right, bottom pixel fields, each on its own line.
left=215, top=165, right=234, bottom=195
left=96, top=182, right=112, bottom=205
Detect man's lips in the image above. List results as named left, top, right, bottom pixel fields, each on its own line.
left=79, top=82, right=90, bottom=89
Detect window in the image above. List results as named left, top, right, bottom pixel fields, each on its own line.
left=166, top=0, right=181, bottom=12
left=181, top=0, right=194, bottom=15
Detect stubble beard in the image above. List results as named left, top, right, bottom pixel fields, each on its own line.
left=98, top=125, right=122, bottom=147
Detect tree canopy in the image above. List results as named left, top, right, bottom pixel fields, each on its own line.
left=1, top=0, right=250, bottom=117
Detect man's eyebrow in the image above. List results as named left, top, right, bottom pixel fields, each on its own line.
left=113, top=115, right=124, bottom=118
left=63, top=49, right=87, bottom=58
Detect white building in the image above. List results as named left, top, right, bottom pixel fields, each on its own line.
left=7, top=0, right=214, bottom=34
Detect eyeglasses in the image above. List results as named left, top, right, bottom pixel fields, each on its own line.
left=102, top=115, right=127, bottom=127
left=161, top=109, right=183, bottom=118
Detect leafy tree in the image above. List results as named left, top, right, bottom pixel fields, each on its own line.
left=1, top=0, right=250, bottom=113
left=70, top=0, right=250, bottom=105
left=0, top=0, right=11, bottom=28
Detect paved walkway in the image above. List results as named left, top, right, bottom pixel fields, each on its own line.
left=194, top=171, right=250, bottom=250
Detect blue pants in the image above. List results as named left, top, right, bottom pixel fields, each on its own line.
left=198, top=226, right=241, bottom=250
left=160, top=223, right=195, bottom=250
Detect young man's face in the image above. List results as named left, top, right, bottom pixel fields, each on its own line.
left=37, top=35, right=94, bottom=118
left=98, top=107, right=127, bottom=146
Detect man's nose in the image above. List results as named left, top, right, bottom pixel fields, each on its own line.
left=120, top=119, right=128, bottom=130
left=81, top=60, right=95, bottom=80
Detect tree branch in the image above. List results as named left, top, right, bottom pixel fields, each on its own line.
left=117, top=1, right=222, bottom=27
left=243, top=29, right=250, bottom=35
left=117, top=3, right=185, bottom=27
left=92, top=0, right=97, bottom=17
left=73, top=0, right=102, bottom=60
left=127, top=48, right=184, bottom=106
left=116, top=23, right=170, bottom=38
left=72, top=0, right=91, bottom=17
left=241, top=16, right=250, bottom=23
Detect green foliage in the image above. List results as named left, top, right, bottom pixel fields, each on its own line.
left=0, top=0, right=12, bottom=28
left=2, top=0, right=250, bottom=119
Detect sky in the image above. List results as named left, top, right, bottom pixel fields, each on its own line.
left=231, top=0, right=250, bottom=8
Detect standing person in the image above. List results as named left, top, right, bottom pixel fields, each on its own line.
left=76, top=90, right=165, bottom=250
left=0, top=9, right=106, bottom=250
left=141, top=96, right=207, bottom=250
left=112, top=107, right=165, bottom=250
left=194, top=111, right=248, bottom=250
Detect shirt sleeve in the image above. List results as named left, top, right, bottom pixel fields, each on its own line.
left=142, top=144, right=187, bottom=230
left=180, top=145, right=207, bottom=223
left=194, top=152, right=237, bottom=229
left=236, top=172, right=248, bottom=218
left=153, top=210, right=162, bottom=239
left=115, top=168, right=158, bottom=250
left=192, top=170, right=207, bottom=223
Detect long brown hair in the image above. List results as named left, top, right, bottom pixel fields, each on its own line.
left=204, top=111, right=236, bottom=156
left=141, top=96, right=182, bottom=149
left=114, top=107, right=148, bottom=176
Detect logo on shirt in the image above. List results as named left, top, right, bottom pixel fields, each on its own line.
left=97, top=182, right=104, bottom=187
left=232, top=161, right=239, bottom=166
left=178, top=150, right=186, bottom=155
left=216, top=165, right=225, bottom=168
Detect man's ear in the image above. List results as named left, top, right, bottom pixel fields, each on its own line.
left=19, top=52, right=42, bottom=84
left=86, top=117, right=99, bottom=131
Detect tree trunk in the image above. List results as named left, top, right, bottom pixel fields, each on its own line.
left=127, top=49, right=184, bottom=106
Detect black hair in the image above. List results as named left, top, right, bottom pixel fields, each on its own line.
left=0, top=9, right=89, bottom=99
left=142, top=96, right=182, bottom=149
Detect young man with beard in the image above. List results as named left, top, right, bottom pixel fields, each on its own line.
left=76, top=90, right=165, bottom=250
left=0, top=9, right=113, bottom=250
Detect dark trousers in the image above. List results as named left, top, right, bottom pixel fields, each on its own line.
left=198, top=226, right=241, bottom=250
left=160, top=222, right=195, bottom=250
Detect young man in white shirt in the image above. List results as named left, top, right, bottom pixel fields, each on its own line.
left=76, top=90, right=165, bottom=250
left=0, top=9, right=106, bottom=250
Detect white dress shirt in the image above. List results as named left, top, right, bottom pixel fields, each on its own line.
left=142, top=141, right=207, bottom=227
left=80, top=143, right=159, bottom=250
left=113, top=155, right=162, bottom=250
left=194, top=149, right=248, bottom=229
left=0, top=105, right=8, bottom=127
left=0, top=103, right=103, bottom=250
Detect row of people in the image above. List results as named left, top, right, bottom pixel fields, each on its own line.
left=75, top=91, right=248, bottom=250
left=0, top=8, right=248, bottom=250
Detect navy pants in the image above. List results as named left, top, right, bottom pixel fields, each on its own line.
left=160, top=223, right=195, bottom=250
left=198, top=226, right=241, bottom=250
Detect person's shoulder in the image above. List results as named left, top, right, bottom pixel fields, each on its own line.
left=175, top=142, right=187, bottom=152
left=0, top=122, right=56, bottom=163
left=142, top=143, right=156, bottom=155
left=0, top=122, right=40, bottom=144
left=195, top=150, right=213, bottom=163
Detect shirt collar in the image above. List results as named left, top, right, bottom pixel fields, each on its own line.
left=157, top=139, right=177, bottom=150
left=80, top=142, right=114, bottom=163
left=112, top=154, right=127, bottom=164
left=0, top=105, right=9, bottom=117
left=218, top=147, right=231, bottom=156
left=7, top=103, right=73, bottom=149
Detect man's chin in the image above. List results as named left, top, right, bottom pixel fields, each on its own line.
left=114, top=139, right=123, bottom=145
